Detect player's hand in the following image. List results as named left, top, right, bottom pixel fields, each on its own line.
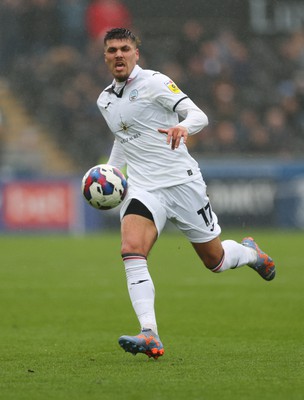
left=158, top=126, right=188, bottom=150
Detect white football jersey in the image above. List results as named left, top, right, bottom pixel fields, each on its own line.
left=97, top=65, right=208, bottom=190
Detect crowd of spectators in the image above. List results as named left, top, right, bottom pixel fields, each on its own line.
left=1, top=0, right=304, bottom=172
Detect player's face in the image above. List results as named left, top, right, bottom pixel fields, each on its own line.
left=104, top=39, right=139, bottom=82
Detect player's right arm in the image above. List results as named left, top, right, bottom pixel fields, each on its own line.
left=107, top=139, right=127, bottom=170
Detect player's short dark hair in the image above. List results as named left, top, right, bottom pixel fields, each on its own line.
left=104, top=28, right=141, bottom=47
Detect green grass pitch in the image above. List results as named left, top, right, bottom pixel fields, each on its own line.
left=0, top=230, right=303, bottom=400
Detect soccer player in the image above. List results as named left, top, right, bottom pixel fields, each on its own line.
left=97, top=28, right=276, bottom=359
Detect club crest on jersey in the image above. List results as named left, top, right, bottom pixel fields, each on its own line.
left=129, top=89, right=138, bottom=101
left=165, top=80, right=181, bottom=94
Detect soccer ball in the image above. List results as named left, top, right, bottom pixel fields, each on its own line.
left=82, top=164, right=128, bottom=210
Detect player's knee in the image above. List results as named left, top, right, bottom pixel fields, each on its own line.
left=121, top=241, right=145, bottom=257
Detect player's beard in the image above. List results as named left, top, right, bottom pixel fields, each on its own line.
left=114, top=67, right=130, bottom=82
left=115, top=74, right=128, bottom=82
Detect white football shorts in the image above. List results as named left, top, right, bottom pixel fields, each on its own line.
left=120, top=177, right=221, bottom=243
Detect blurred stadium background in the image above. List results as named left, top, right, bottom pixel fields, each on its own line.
left=0, top=0, right=304, bottom=234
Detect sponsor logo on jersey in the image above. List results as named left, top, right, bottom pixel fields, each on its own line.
left=129, top=89, right=138, bottom=101
left=120, top=132, right=141, bottom=144
left=165, top=80, right=181, bottom=94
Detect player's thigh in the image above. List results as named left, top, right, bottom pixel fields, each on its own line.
left=168, top=179, right=221, bottom=243
left=121, top=214, right=158, bottom=257
left=120, top=187, right=167, bottom=236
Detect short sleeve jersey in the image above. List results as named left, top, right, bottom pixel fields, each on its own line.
left=97, top=65, right=202, bottom=190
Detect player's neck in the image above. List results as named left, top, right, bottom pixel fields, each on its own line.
left=114, top=80, right=126, bottom=88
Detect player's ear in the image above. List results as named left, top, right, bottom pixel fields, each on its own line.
left=135, top=48, right=139, bottom=61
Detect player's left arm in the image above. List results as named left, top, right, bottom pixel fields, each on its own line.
left=158, top=125, right=189, bottom=150
left=158, top=98, right=209, bottom=150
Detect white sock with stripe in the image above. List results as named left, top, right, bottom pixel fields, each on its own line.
left=122, top=253, right=158, bottom=334
left=212, top=240, right=257, bottom=273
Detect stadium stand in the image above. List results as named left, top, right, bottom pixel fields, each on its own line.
left=0, top=79, right=76, bottom=176
left=0, top=0, right=303, bottom=175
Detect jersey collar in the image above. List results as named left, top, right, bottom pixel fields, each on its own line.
left=105, top=65, right=142, bottom=96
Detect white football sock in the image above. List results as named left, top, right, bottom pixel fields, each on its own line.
left=122, top=254, right=158, bottom=334
left=212, top=240, right=257, bottom=273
